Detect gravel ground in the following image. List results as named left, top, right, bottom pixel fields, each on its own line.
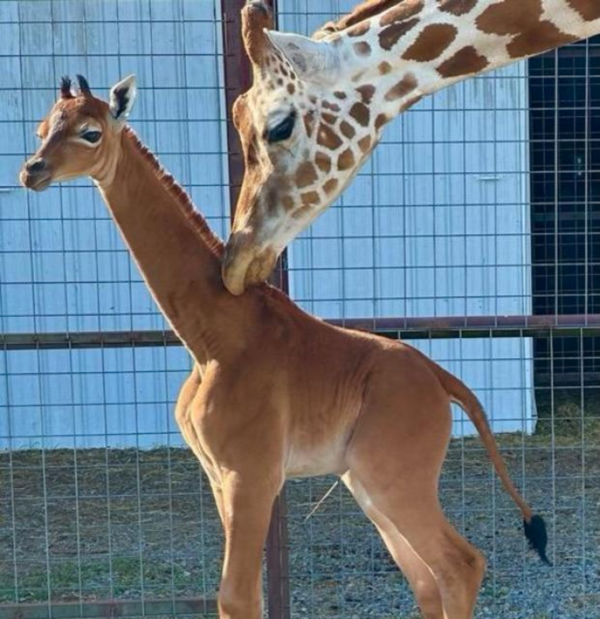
left=0, top=417, right=598, bottom=618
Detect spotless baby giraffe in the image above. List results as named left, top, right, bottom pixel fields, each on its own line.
left=222, top=0, right=600, bottom=295
left=21, top=76, right=548, bottom=619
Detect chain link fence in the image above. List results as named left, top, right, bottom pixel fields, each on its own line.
left=0, top=1, right=598, bottom=618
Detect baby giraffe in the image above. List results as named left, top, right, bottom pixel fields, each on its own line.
left=21, top=75, right=548, bottom=619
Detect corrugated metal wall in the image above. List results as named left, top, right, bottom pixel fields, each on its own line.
left=1, top=0, right=534, bottom=449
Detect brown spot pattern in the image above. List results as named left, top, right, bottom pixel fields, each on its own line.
left=375, top=114, right=389, bottom=131
left=438, top=0, right=477, bottom=16
left=349, top=102, right=370, bottom=127
left=380, top=0, right=424, bottom=27
left=322, top=112, right=337, bottom=125
left=356, top=84, right=376, bottom=104
left=327, top=0, right=396, bottom=31
left=303, top=112, right=315, bottom=137
left=301, top=191, right=320, bottom=205
left=353, top=41, right=372, bottom=56
left=334, top=91, right=347, bottom=99
left=323, top=178, right=339, bottom=195
left=292, top=205, right=312, bottom=220
left=477, top=0, right=578, bottom=58
left=282, top=196, right=295, bottom=211
left=340, top=121, right=356, bottom=139
left=385, top=73, right=418, bottom=101
left=317, top=123, right=343, bottom=150
left=567, top=0, right=600, bottom=21
left=378, top=61, right=392, bottom=74
left=347, top=21, right=371, bottom=37
left=403, top=24, right=458, bottom=61
left=322, top=100, right=341, bottom=112
left=510, top=23, right=577, bottom=57
left=295, top=162, right=318, bottom=189
left=358, top=135, right=372, bottom=153
left=287, top=83, right=295, bottom=95
left=337, top=148, right=356, bottom=170
left=315, top=152, right=332, bottom=173
left=437, top=46, right=489, bottom=77
left=379, top=18, right=420, bottom=51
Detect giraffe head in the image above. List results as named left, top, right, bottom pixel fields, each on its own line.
left=20, top=75, right=138, bottom=191
left=222, top=1, right=414, bottom=295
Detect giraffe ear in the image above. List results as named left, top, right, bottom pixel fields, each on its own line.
left=109, top=75, right=137, bottom=123
left=264, top=30, right=340, bottom=83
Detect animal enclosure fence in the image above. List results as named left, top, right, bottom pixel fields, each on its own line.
left=0, top=1, right=598, bottom=618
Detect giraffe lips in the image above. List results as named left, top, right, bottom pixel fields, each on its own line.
left=222, top=235, right=278, bottom=296
left=19, top=169, right=53, bottom=192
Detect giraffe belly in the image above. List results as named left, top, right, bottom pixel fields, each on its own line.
left=285, top=434, right=350, bottom=478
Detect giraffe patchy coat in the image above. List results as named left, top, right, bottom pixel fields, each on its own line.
left=221, top=0, right=600, bottom=295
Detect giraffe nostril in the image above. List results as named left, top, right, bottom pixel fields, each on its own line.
left=27, top=159, right=46, bottom=174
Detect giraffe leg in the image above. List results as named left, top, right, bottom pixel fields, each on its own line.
left=217, top=472, right=282, bottom=619
left=342, top=472, right=444, bottom=619
left=348, top=470, right=485, bottom=619
left=345, top=370, right=486, bottom=619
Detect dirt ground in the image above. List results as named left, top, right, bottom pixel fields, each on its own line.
left=0, top=406, right=598, bottom=618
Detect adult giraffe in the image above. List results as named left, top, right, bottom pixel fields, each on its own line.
left=20, top=75, right=549, bottom=619
left=222, top=0, right=600, bottom=295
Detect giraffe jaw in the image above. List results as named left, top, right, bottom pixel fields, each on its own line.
left=222, top=234, right=278, bottom=296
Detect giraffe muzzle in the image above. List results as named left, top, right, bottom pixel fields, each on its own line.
left=222, top=233, right=278, bottom=296
left=19, top=158, right=53, bottom=192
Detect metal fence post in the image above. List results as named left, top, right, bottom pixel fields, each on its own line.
left=221, top=1, right=291, bottom=617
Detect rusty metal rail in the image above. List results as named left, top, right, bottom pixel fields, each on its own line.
left=2, top=314, right=599, bottom=352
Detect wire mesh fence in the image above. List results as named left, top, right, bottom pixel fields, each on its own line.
left=0, top=1, right=599, bottom=618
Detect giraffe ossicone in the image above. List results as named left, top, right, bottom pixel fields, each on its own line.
left=222, top=0, right=600, bottom=295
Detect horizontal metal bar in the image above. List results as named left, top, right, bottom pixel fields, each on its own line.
left=0, top=315, right=599, bottom=351
left=0, top=597, right=218, bottom=619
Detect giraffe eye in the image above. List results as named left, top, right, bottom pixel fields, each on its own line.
left=81, top=130, right=102, bottom=144
left=266, top=112, right=296, bottom=143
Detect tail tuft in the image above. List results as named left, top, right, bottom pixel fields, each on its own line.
left=523, top=514, right=551, bottom=565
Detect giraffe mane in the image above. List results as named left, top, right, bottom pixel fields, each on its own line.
left=123, top=127, right=225, bottom=259
left=313, top=0, right=398, bottom=36
left=123, top=127, right=300, bottom=310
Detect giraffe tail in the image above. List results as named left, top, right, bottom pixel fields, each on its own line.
left=429, top=361, right=551, bottom=565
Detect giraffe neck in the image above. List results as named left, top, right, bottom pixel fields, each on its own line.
left=335, top=0, right=600, bottom=120
left=96, top=128, right=242, bottom=364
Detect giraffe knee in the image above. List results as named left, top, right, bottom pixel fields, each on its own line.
left=436, top=536, right=486, bottom=591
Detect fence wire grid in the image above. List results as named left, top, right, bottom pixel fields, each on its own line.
left=0, top=1, right=599, bottom=618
